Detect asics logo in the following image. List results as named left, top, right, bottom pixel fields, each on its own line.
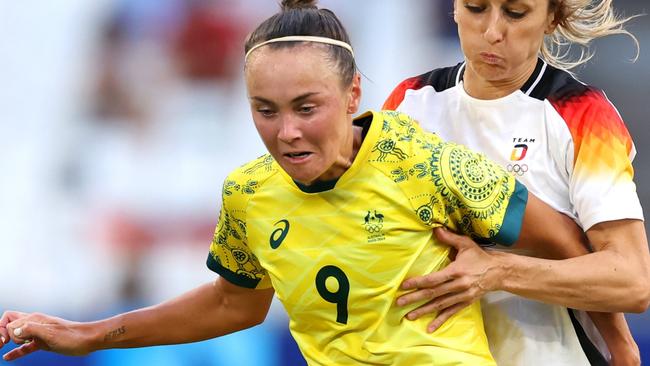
left=270, top=219, right=290, bottom=249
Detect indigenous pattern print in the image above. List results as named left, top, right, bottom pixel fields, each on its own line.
left=209, top=205, right=266, bottom=287
left=243, top=154, right=275, bottom=174
left=372, top=139, right=409, bottom=161
left=206, top=111, right=527, bottom=365
left=373, top=113, right=516, bottom=240
left=430, top=144, right=510, bottom=216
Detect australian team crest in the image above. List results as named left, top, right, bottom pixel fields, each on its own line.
left=364, top=210, right=386, bottom=243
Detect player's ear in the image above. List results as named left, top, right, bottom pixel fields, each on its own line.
left=453, top=0, right=458, bottom=23
left=545, top=9, right=559, bottom=34
left=346, top=73, right=362, bottom=114
left=545, top=0, right=561, bottom=34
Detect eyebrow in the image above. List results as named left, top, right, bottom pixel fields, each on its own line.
left=251, top=92, right=320, bottom=105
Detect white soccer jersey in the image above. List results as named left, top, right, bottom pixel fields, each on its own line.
left=384, top=58, right=644, bottom=366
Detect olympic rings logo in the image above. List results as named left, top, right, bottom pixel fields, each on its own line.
left=507, top=163, right=528, bottom=176
left=364, top=224, right=382, bottom=233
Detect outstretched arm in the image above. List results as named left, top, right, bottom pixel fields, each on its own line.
left=1, top=278, right=274, bottom=361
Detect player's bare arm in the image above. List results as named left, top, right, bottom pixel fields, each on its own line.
left=500, top=218, right=650, bottom=311
left=397, top=192, right=650, bottom=325
left=397, top=192, right=586, bottom=317
left=1, top=278, right=274, bottom=361
left=588, top=311, right=640, bottom=366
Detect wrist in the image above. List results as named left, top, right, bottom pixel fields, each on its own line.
left=487, top=251, right=513, bottom=292
left=606, top=332, right=639, bottom=365
left=64, top=320, right=104, bottom=355
left=610, top=344, right=640, bottom=366
left=84, top=317, right=120, bottom=352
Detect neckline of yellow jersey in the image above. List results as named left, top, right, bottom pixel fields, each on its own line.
left=276, top=110, right=381, bottom=194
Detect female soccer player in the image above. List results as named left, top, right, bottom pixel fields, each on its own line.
left=384, top=0, right=650, bottom=365
left=0, top=0, right=605, bottom=364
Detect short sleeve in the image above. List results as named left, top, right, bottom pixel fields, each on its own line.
left=383, top=76, right=426, bottom=111
left=430, top=142, right=528, bottom=246
left=551, top=88, right=643, bottom=229
left=206, top=178, right=272, bottom=289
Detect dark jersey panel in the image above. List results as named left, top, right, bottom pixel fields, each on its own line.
left=528, top=63, right=591, bottom=103
left=383, top=63, right=463, bottom=110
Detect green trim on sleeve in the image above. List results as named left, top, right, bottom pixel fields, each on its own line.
left=206, top=254, right=261, bottom=289
left=492, top=180, right=528, bottom=246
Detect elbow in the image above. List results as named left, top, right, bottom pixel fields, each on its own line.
left=226, top=309, right=265, bottom=331
left=243, top=311, right=267, bottom=328
left=250, top=314, right=267, bottom=327
left=235, top=314, right=266, bottom=331
left=634, top=263, right=650, bottom=312
left=620, top=268, right=650, bottom=313
left=629, top=276, right=650, bottom=313
left=229, top=305, right=268, bottom=331
left=627, top=290, right=650, bottom=313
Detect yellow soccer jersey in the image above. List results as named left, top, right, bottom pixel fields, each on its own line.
left=207, top=110, right=528, bottom=365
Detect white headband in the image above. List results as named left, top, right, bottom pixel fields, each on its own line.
left=245, top=35, right=354, bottom=61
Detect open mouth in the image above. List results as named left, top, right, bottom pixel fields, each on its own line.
left=285, top=152, right=311, bottom=158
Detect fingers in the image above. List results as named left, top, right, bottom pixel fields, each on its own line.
left=7, top=322, right=26, bottom=344
left=401, top=266, right=454, bottom=291
left=7, top=321, right=45, bottom=346
left=404, top=290, right=474, bottom=321
left=433, top=227, right=476, bottom=250
left=0, top=311, right=27, bottom=328
left=0, top=311, right=27, bottom=348
left=3, top=339, right=43, bottom=361
left=426, top=301, right=472, bottom=333
left=398, top=272, right=465, bottom=306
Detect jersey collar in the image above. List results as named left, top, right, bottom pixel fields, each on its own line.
left=282, top=111, right=381, bottom=194
left=455, top=57, right=548, bottom=96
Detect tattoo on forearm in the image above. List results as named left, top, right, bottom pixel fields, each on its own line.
left=104, top=326, right=126, bottom=342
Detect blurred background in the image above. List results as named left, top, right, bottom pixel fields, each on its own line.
left=0, top=0, right=648, bottom=365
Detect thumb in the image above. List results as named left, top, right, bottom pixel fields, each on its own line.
left=9, top=322, right=45, bottom=344
left=2, top=337, right=43, bottom=361
left=433, top=227, right=471, bottom=250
